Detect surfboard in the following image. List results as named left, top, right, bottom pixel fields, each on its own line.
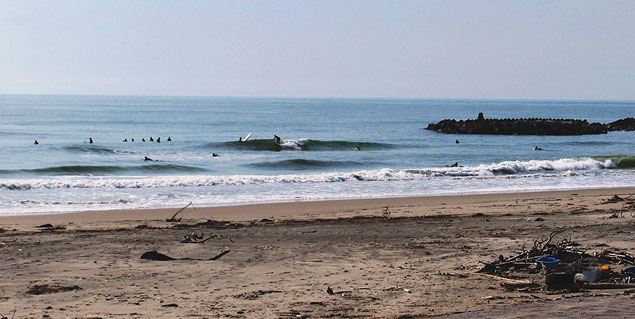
left=241, top=132, right=252, bottom=142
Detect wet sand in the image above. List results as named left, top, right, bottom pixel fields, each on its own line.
left=1, top=188, right=634, bottom=318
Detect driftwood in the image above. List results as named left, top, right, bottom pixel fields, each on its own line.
left=140, top=249, right=230, bottom=261
left=583, top=283, right=635, bottom=289
left=140, top=250, right=175, bottom=261
left=500, top=282, right=541, bottom=290
left=166, top=202, right=194, bottom=222
left=210, top=249, right=230, bottom=260
left=474, top=273, right=533, bottom=284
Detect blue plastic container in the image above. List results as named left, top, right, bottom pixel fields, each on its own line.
left=536, top=256, right=560, bottom=270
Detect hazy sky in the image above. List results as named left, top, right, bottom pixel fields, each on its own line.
left=1, top=0, right=634, bottom=99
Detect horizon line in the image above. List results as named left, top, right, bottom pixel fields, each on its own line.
left=1, top=92, right=634, bottom=103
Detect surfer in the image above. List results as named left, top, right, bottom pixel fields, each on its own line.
left=144, top=156, right=153, bottom=161
left=446, top=162, right=459, bottom=167
left=150, top=137, right=154, bottom=142
left=123, top=138, right=128, bottom=142
left=131, top=138, right=134, bottom=142
left=455, top=139, right=460, bottom=144
left=534, top=146, right=543, bottom=151
left=142, top=138, right=146, bottom=142
left=212, top=153, right=219, bottom=157
left=157, top=137, right=161, bottom=143
left=273, top=135, right=281, bottom=144
left=352, top=146, right=361, bottom=151
left=167, top=137, right=172, bottom=142
left=89, top=137, right=93, bottom=144
left=34, top=140, right=39, bottom=145
left=240, top=132, right=252, bottom=142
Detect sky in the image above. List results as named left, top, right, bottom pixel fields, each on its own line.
left=1, top=0, right=634, bottom=100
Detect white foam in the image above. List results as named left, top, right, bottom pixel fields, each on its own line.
left=475, top=157, right=614, bottom=175
left=0, top=157, right=617, bottom=191
left=278, top=138, right=308, bottom=150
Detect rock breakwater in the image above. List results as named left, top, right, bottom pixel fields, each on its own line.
left=426, top=113, right=634, bottom=135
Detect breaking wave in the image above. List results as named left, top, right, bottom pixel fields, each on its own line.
left=591, top=155, right=635, bottom=169
left=213, top=139, right=394, bottom=152
left=0, top=157, right=625, bottom=191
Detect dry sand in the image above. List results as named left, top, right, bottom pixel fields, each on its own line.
left=1, top=188, right=634, bottom=318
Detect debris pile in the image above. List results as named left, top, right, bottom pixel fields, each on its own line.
left=478, top=230, right=635, bottom=291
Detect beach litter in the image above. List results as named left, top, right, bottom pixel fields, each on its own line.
left=477, top=229, right=635, bottom=291
left=536, top=256, right=560, bottom=270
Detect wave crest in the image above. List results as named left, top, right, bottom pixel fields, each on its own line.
left=214, top=139, right=393, bottom=152
left=64, top=145, right=135, bottom=155
left=0, top=164, right=206, bottom=175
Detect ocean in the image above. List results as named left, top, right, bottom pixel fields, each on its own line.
left=1, top=95, right=634, bottom=216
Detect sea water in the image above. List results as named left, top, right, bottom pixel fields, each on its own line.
left=0, top=95, right=633, bottom=215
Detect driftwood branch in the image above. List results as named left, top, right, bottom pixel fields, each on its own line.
left=209, top=249, right=230, bottom=260
left=166, top=202, right=193, bottom=222
left=543, top=228, right=566, bottom=248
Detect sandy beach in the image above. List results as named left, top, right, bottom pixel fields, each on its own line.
left=1, top=188, right=634, bottom=318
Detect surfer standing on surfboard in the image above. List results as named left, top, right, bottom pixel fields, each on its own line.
left=273, top=135, right=281, bottom=144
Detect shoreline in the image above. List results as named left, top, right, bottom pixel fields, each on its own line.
left=2, top=186, right=634, bottom=229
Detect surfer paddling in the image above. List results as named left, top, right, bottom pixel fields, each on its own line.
left=144, top=156, right=153, bottom=161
